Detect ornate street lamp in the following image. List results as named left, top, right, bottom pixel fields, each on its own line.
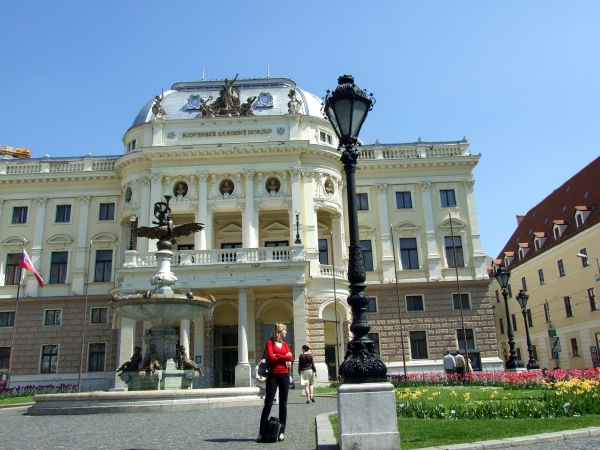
left=295, top=210, right=301, bottom=244
left=515, top=290, right=540, bottom=370
left=325, top=75, right=386, bottom=382
left=129, top=215, right=137, bottom=251
left=494, top=266, right=524, bottom=370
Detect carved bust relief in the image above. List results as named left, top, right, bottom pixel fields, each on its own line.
left=174, top=181, right=188, bottom=200
left=125, top=187, right=132, bottom=203
left=324, top=178, right=335, bottom=196
left=266, top=177, right=280, bottom=196
left=219, top=179, right=235, bottom=198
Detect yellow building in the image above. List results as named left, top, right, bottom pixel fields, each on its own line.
left=0, top=76, right=501, bottom=390
left=490, top=156, right=600, bottom=370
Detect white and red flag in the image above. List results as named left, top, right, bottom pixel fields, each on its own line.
left=20, top=249, right=44, bottom=287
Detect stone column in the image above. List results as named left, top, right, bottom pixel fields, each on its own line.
left=196, top=173, right=208, bottom=250
left=245, top=170, right=257, bottom=248
left=292, top=285, right=307, bottom=361
left=420, top=182, right=441, bottom=280
left=464, top=180, right=487, bottom=277
left=148, top=174, right=163, bottom=253
left=331, top=213, right=344, bottom=266
left=27, top=198, right=46, bottom=296
left=377, top=184, right=395, bottom=280
left=290, top=168, right=302, bottom=242
left=302, top=170, right=318, bottom=252
left=138, top=177, right=151, bottom=253
left=235, top=286, right=252, bottom=387
left=72, top=195, right=90, bottom=293
left=180, top=320, right=190, bottom=355
left=114, top=317, right=136, bottom=390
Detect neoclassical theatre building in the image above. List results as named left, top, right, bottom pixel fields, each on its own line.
left=0, top=76, right=502, bottom=390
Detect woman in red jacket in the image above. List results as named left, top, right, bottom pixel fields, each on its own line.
left=257, top=323, right=293, bottom=442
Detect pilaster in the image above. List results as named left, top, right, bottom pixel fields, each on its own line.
left=420, top=182, right=441, bottom=280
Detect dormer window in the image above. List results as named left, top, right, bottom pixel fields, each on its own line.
left=127, top=139, right=137, bottom=153
left=503, top=252, right=515, bottom=267
left=552, top=220, right=569, bottom=240
left=533, top=232, right=547, bottom=251
left=574, top=206, right=592, bottom=228
left=518, top=243, right=530, bottom=260
left=319, top=131, right=333, bottom=145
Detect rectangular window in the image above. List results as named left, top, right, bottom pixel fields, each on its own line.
left=99, top=203, right=115, bottom=221
left=532, top=345, right=538, bottom=361
left=440, top=189, right=457, bottom=207
left=444, top=236, right=464, bottom=268
left=507, top=284, right=513, bottom=298
left=399, top=238, right=419, bottom=269
left=452, top=293, right=470, bottom=310
left=55, top=205, right=71, bottom=222
left=366, top=297, right=377, bottom=313
left=356, top=193, right=369, bottom=211
left=4, top=253, right=20, bottom=285
left=571, top=338, right=579, bottom=356
left=564, top=296, right=573, bottom=317
left=406, top=295, right=424, bottom=311
left=91, top=308, right=108, bottom=324
left=318, top=239, right=329, bottom=265
left=495, top=289, right=500, bottom=303
left=319, top=131, right=326, bottom=142
left=359, top=240, right=373, bottom=271
left=88, top=343, right=106, bottom=372
left=456, top=329, right=475, bottom=351
left=557, top=259, right=565, bottom=277
left=50, top=251, right=68, bottom=284
left=521, top=276, right=528, bottom=292
left=94, top=250, right=113, bottom=282
left=0, top=311, right=15, bottom=327
left=40, top=345, right=59, bottom=373
left=44, top=310, right=62, bottom=326
left=395, top=191, right=412, bottom=209
left=367, top=332, right=380, bottom=355
left=580, top=248, right=589, bottom=267
left=511, top=314, right=518, bottom=331
left=0, top=347, right=10, bottom=370
left=499, top=318, right=505, bottom=334
left=538, top=268, right=545, bottom=285
left=576, top=214, right=584, bottom=227
left=544, top=303, right=550, bottom=323
left=588, top=288, right=597, bottom=312
left=12, top=206, right=28, bottom=224
left=409, top=331, right=428, bottom=359
left=526, top=309, right=533, bottom=327
left=516, top=347, right=522, bottom=361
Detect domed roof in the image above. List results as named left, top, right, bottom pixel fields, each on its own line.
left=131, top=77, right=323, bottom=128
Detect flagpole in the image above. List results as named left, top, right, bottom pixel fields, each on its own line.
left=77, top=241, right=93, bottom=393
left=330, top=232, right=340, bottom=377
left=449, top=212, right=469, bottom=366
left=6, top=244, right=24, bottom=389
left=390, top=224, right=407, bottom=378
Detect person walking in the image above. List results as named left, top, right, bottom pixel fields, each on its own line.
left=454, top=350, right=466, bottom=379
left=254, top=361, right=278, bottom=404
left=443, top=350, right=456, bottom=375
left=257, top=323, right=293, bottom=442
left=298, top=344, right=317, bottom=403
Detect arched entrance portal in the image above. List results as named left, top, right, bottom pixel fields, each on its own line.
left=322, top=303, right=345, bottom=380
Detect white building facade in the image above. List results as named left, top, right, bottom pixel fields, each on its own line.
left=0, top=76, right=501, bottom=390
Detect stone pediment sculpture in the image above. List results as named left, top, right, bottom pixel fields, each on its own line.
left=152, top=92, right=167, bottom=117
left=135, top=195, right=204, bottom=250
left=287, top=88, right=302, bottom=114
left=198, top=74, right=256, bottom=117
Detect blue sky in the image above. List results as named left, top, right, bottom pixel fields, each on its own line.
left=2, top=1, right=599, bottom=257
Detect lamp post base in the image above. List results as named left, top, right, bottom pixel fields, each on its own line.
left=339, top=340, right=387, bottom=383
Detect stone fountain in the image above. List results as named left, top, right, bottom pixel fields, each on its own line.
left=110, top=196, right=214, bottom=390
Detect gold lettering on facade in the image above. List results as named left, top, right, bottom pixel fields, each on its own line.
left=182, top=129, right=273, bottom=138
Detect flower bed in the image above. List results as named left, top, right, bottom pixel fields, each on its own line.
left=0, top=384, right=77, bottom=400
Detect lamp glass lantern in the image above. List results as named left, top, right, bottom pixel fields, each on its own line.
left=516, top=290, right=529, bottom=309
left=494, top=266, right=511, bottom=289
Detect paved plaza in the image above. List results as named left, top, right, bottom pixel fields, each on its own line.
left=0, top=390, right=336, bottom=450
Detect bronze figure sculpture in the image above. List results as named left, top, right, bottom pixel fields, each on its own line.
left=142, top=344, right=163, bottom=374
left=116, top=346, right=142, bottom=374
left=176, top=345, right=204, bottom=375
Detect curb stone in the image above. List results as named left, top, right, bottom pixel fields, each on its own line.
left=0, top=403, right=33, bottom=410
left=314, top=414, right=600, bottom=450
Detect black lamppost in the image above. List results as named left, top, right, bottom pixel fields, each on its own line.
left=324, top=75, right=386, bottom=382
left=494, top=266, right=524, bottom=370
left=516, top=290, right=540, bottom=370
left=128, top=215, right=136, bottom=251
left=294, top=210, right=301, bottom=244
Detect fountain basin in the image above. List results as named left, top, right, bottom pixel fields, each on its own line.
left=110, top=294, right=214, bottom=324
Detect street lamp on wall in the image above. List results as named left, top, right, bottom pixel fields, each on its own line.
left=494, top=266, right=524, bottom=371
left=324, top=75, right=386, bottom=383
left=295, top=210, right=301, bottom=244
left=576, top=253, right=600, bottom=281
left=129, top=215, right=136, bottom=251
left=515, top=290, right=540, bottom=370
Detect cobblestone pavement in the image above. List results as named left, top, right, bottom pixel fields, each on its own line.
left=0, top=390, right=337, bottom=450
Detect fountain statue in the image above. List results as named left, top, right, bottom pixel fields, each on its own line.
left=110, top=196, right=214, bottom=390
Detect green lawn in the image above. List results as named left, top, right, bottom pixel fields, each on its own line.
left=0, top=396, right=34, bottom=406
left=329, top=414, right=600, bottom=449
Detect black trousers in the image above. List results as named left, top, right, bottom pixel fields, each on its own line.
left=259, top=373, right=290, bottom=435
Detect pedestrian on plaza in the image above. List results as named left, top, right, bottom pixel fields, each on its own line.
left=257, top=323, right=293, bottom=443
left=443, top=350, right=456, bottom=375
left=465, top=352, right=474, bottom=376
left=254, top=361, right=278, bottom=404
left=298, top=344, right=317, bottom=404
left=454, top=350, right=466, bottom=379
